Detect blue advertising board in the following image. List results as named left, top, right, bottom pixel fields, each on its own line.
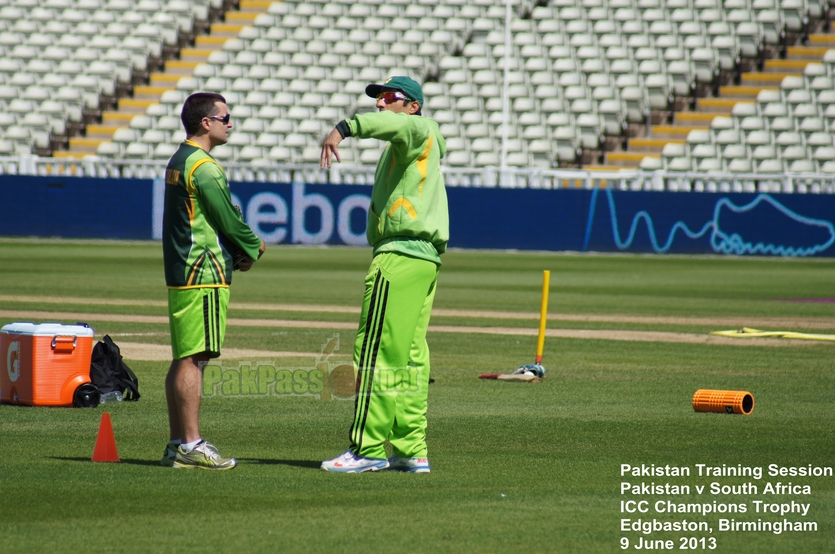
left=0, top=175, right=152, bottom=239
left=1, top=175, right=834, bottom=257
left=582, top=188, right=835, bottom=257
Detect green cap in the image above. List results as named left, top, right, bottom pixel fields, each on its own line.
left=365, top=76, right=424, bottom=106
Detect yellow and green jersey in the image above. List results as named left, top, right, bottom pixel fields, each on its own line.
left=162, top=140, right=261, bottom=288
left=344, top=111, right=449, bottom=264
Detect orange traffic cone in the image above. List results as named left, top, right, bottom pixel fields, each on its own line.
left=92, top=412, right=121, bottom=462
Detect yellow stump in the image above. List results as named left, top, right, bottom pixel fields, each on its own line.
left=535, top=270, right=550, bottom=364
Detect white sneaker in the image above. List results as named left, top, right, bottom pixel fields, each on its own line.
left=160, top=442, right=178, bottom=467
left=321, top=450, right=390, bottom=473
left=173, top=440, right=237, bottom=470
left=388, top=455, right=431, bottom=473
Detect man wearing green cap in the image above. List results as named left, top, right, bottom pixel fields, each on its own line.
left=320, top=76, right=448, bottom=473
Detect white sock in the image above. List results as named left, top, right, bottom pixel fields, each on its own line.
left=169, top=439, right=182, bottom=446
left=181, top=439, right=202, bottom=452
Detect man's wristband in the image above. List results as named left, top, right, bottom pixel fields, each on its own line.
left=335, top=120, right=352, bottom=139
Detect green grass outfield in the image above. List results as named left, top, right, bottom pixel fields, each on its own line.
left=0, top=240, right=833, bottom=553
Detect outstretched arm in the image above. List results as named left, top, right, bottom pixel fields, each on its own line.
left=320, top=128, right=343, bottom=169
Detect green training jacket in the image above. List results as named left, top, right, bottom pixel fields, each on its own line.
left=162, top=140, right=262, bottom=288
left=345, top=110, right=449, bottom=264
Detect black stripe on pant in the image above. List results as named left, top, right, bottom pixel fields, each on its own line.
left=350, top=271, right=389, bottom=453
left=213, top=288, right=220, bottom=353
left=203, top=293, right=211, bottom=354
left=350, top=271, right=382, bottom=450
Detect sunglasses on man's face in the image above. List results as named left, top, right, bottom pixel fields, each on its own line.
left=377, top=91, right=411, bottom=104
left=207, top=114, right=231, bottom=124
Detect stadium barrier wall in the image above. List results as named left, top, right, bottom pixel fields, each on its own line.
left=1, top=175, right=834, bottom=257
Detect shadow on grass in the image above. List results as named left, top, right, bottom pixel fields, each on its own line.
left=239, top=458, right=322, bottom=469
left=51, top=457, right=323, bottom=469
left=49, top=457, right=162, bottom=467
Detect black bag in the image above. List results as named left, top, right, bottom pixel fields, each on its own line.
left=90, top=335, right=140, bottom=401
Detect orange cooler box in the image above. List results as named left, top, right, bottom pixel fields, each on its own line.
left=1, top=322, right=94, bottom=406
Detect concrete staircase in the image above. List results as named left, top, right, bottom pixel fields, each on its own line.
left=57, top=0, right=272, bottom=158
left=599, top=30, right=831, bottom=170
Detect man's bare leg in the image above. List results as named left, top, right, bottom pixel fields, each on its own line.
left=165, top=353, right=209, bottom=443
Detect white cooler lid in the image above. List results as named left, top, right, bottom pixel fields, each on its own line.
left=1, top=322, right=95, bottom=337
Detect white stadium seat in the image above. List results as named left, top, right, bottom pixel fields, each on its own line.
left=0, top=0, right=826, bottom=174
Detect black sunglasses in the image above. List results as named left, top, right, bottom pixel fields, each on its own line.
left=207, top=114, right=231, bottom=124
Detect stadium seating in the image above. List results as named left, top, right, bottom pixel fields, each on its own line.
left=1, top=0, right=833, bottom=177
left=647, top=64, right=835, bottom=173
left=0, top=0, right=225, bottom=155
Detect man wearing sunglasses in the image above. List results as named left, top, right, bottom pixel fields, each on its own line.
left=320, top=76, right=448, bottom=474
left=161, top=92, right=266, bottom=470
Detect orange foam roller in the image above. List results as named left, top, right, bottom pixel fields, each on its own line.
left=692, top=389, right=754, bottom=415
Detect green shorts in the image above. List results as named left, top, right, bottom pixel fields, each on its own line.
left=168, top=287, right=230, bottom=360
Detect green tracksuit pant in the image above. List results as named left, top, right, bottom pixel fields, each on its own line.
left=349, top=252, right=439, bottom=460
